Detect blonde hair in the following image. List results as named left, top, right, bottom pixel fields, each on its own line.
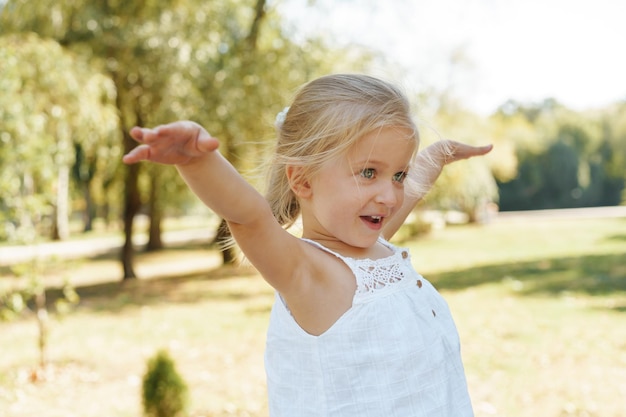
left=267, top=74, right=419, bottom=230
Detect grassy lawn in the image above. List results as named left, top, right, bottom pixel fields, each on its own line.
left=1, top=215, right=625, bottom=417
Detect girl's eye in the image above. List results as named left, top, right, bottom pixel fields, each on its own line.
left=393, top=171, right=408, bottom=183
left=360, top=168, right=376, bottom=179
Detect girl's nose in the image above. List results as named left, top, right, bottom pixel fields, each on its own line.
left=374, top=181, right=399, bottom=207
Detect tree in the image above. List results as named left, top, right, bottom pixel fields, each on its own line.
left=0, top=32, right=117, bottom=240
left=0, top=32, right=108, bottom=371
left=2, top=0, right=197, bottom=277
left=494, top=99, right=626, bottom=210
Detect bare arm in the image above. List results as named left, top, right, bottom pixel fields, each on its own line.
left=123, top=121, right=306, bottom=292
left=382, top=140, right=493, bottom=240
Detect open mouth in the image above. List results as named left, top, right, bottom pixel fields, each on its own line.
left=362, top=215, right=383, bottom=224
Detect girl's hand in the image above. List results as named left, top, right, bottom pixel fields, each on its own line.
left=122, top=121, right=220, bottom=165
left=422, top=140, right=493, bottom=165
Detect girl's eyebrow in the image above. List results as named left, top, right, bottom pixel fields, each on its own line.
left=350, top=156, right=387, bottom=167
left=351, top=157, right=410, bottom=171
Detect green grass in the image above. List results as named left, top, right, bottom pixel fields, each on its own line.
left=1, top=216, right=625, bottom=417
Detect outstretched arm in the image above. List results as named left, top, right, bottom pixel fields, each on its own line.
left=123, top=121, right=303, bottom=291
left=382, top=140, right=493, bottom=240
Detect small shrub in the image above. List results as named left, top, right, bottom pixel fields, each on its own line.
left=142, top=349, right=188, bottom=417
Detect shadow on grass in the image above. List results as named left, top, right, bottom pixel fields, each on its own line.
left=607, top=233, right=626, bottom=242
left=43, top=247, right=626, bottom=315
left=55, top=264, right=265, bottom=314
left=428, top=251, right=626, bottom=312
left=429, top=252, right=626, bottom=294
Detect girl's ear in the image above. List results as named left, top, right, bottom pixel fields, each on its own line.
left=286, top=165, right=312, bottom=198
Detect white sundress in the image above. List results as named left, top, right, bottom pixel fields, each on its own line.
left=264, top=238, right=473, bottom=417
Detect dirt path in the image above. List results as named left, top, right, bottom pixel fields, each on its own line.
left=0, top=228, right=214, bottom=267
left=0, top=227, right=221, bottom=288
left=494, top=205, right=626, bottom=221
left=2, top=206, right=624, bottom=268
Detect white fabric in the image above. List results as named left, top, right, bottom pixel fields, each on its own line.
left=264, top=238, right=473, bottom=417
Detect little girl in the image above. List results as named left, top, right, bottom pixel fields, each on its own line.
left=123, top=74, right=492, bottom=416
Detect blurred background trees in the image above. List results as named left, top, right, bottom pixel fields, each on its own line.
left=1, top=0, right=624, bottom=279
left=494, top=100, right=626, bottom=211
left=0, top=0, right=354, bottom=277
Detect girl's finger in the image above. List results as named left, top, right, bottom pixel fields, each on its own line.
left=122, top=144, right=150, bottom=164
left=129, top=126, right=145, bottom=142
left=196, top=134, right=220, bottom=153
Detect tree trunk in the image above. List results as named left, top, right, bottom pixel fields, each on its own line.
left=114, top=64, right=145, bottom=280
left=52, top=164, right=70, bottom=241
left=121, top=129, right=141, bottom=279
left=146, top=171, right=163, bottom=251
left=82, top=181, right=94, bottom=232
left=246, top=0, right=267, bottom=49
left=73, top=143, right=96, bottom=232
left=35, top=289, right=48, bottom=368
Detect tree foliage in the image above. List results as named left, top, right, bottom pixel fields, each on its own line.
left=0, top=32, right=118, bottom=241
left=495, top=100, right=625, bottom=210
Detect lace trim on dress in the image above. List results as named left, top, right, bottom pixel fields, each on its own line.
left=353, top=255, right=407, bottom=296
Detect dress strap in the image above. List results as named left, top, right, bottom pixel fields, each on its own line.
left=300, top=238, right=346, bottom=260
left=300, top=237, right=399, bottom=262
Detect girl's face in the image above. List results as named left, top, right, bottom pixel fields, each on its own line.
left=300, top=126, right=416, bottom=254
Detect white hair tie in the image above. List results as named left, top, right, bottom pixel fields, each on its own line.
left=275, top=107, right=290, bottom=129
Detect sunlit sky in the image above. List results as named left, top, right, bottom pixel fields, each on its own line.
left=278, top=0, right=626, bottom=115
